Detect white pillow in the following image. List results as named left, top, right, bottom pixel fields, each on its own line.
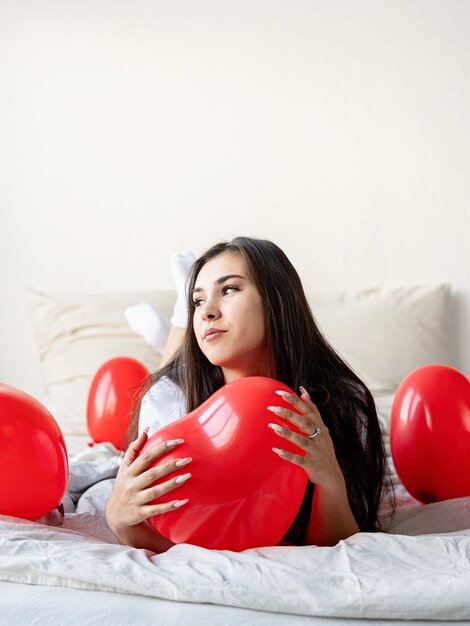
left=28, top=284, right=450, bottom=455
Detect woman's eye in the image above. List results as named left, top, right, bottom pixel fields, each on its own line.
left=193, top=299, right=204, bottom=308
left=223, top=285, right=239, bottom=296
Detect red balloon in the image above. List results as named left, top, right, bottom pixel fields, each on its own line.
left=0, top=383, right=69, bottom=520
left=390, top=365, right=470, bottom=503
left=141, top=376, right=309, bottom=551
left=87, top=357, right=149, bottom=450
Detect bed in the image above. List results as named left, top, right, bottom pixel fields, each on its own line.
left=1, top=283, right=469, bottom=624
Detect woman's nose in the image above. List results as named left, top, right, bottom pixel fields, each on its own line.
left=200, top=300, right=221, bottom=320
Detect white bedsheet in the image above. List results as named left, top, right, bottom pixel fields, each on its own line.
left=1, top=445, right=470, bottom=621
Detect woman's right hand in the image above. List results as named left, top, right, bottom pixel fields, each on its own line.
left=105, top=428, right=192, bottom=540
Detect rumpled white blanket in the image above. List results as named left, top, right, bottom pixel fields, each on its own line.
left=1, top=444, right=470, bottom=621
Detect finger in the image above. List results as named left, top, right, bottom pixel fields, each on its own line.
left=129, top=438, right=185, bottom=476
left=142, top=497, right=189, bottom=517
left=268, top=422, right=311, bottom=450
left=299, top=385, right=315, bottom=408
left=299, top=387, right=325, bottom=424
left=268, top=404, right=319, bottom=437
left=299, top=385, right=309, bottom=398
left=124, top=428, right=150, bottom=466
left=136, top=456, right=192, bottom=490
left=276, top=389, right=323, bottom=424
left=272, top=447, right=307, bottom=468
left=140, top=471, right=192, bottom=505
left=275, top=390, right=306, bottom=415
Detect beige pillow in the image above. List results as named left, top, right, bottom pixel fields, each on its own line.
left=28, top=289, right=176, bottom=450
left=308, top=284, right=451, bottom=394
left=28, top=284, right=450, bottom=454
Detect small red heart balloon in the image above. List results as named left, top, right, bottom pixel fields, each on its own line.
left=390, top=365, right=470, bottom=503
left=0, top=383, right=69, bottom=520
left=141, top=376, right=309, bottom=551
left=87, top=357, right=149, bottom=450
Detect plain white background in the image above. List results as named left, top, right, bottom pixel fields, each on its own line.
left=0, top=0, right=469, bottom=397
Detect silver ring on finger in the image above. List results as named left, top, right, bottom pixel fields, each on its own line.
left=307, top=427, right=321, bottom=439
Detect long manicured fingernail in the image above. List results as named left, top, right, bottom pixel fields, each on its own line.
left=175, top=472, right=191, bottom=484
left=173, top=498, right=189, bottom=508
left=175, top=457, right=192, bottom=468
left=275, top=390, right=289, bottom=398
left=268, top=422, right=285, bottom=434
left=143, top=426, right=150, bottom=435
left=267, top=405, right=284, bottom=416
left=167, top=439, right=184, bottom=448
left=272, top=447, right=287, bottom=457
left=299, top=385, right=309, bottom=396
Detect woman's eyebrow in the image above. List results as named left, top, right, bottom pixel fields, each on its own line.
left=192, top=274, right=246, bottom=294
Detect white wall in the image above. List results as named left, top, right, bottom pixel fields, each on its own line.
left=1, top=0, right=469, bottom=398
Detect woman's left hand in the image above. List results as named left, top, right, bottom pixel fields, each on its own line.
left=268, top=387, right=345, bottom=491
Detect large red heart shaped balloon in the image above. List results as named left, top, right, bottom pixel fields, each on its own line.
left=0, top=383, right=69, bottom=520
left=141, top=377, right=309, bottom=551
left=390, top=365, right=470, bottom=503
left=87, top=357, right=149, bottom=450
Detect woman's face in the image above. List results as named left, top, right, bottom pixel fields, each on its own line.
left=192, top=251, right=270, bottom=382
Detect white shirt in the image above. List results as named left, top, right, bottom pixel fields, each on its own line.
left=138, top=376, right=187, bottom=437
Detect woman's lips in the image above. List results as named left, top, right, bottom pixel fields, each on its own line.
left=204, top=329, right=227, bottom=341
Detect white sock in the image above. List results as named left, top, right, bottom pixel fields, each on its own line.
left=124, top=303, right=170, bottom=353
left=170, top=250, right=195, bottom=328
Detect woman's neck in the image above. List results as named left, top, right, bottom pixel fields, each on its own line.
left=222, top=359, right=273, bottom=384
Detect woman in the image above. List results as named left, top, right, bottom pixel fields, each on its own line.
left=106, top=237, right=390, bottom=552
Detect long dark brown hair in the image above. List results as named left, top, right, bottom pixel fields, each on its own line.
left=127, top=237, right=390, bottom=541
